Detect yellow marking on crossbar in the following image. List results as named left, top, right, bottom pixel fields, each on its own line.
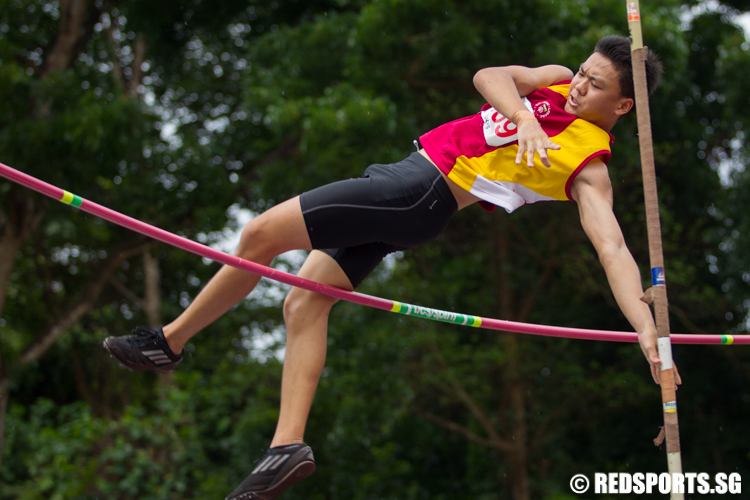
left=61, top=191, right=75, bottom=205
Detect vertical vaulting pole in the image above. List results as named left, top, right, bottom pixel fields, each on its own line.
left=625, top=2, right=684, bottom=498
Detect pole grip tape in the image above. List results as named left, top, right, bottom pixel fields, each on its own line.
left=657, top=337, right=673, bottom=370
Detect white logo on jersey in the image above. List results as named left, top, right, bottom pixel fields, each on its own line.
left=480, top=98, right=532, bottom=147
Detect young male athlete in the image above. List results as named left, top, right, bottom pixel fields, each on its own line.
left=104, top=36, right=679, bottom=499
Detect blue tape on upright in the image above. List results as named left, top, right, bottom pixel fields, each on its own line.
left=651, top=267, right=666, bottom=286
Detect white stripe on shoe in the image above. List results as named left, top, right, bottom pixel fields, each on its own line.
left=269, top=455, right=290, bottom=470
left=142, top=350, right=173, bottom=364
left=259, top=455, right=284, bottom=472
left=252, top=455, right=275, bottom=474
left=249, top=449, right=295, bottom=475
left=145, top=353, right=168, bottom=360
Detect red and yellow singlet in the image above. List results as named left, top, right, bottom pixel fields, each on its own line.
left=419, top=81, right=614, bottom=213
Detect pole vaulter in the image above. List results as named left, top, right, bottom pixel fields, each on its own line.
left=1, top=161, right=747, bottom=347
left=626, top=1, right=685, bottom=498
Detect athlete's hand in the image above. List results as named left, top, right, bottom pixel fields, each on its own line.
left=515, top=120, right=561, bottom=168
left=639, top=328, right=682, bottom=386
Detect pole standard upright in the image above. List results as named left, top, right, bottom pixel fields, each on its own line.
left=625, top=2, right=685, bottom=498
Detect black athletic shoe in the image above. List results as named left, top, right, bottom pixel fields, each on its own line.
left=226, top=443, right=316, bottom=500
left=103, top=326, right=183, bottom=373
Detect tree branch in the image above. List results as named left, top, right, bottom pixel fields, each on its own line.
left=40, top=0, right=94, bottom=77
left=411, top=405, right=512, bottom=451
left=17, top=238, right=152, bottom=365
left=425, top=341, right=509, bottom=449
left=506, top=218, right=546, bottom=266
left=107, top=276, right=144, bottom=306
left=446, top=377, right=506, bottom=445
left=670, top=305, right=708, bottom=335
left=253, top=132, right=303, bottom=170
left=516, top=255, right=558, bottom=323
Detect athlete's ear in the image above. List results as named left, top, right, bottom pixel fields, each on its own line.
left=615, top=97, right=634, bottom=116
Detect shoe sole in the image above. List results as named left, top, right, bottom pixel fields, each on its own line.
left=229, top=460, right=316, bottom=500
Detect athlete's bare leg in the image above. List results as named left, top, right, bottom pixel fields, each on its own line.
left=161, top=194, right=351, bottom=447
left=270, top=250, right=351, bottom=447
left=162, top=196, right=312, bottom=352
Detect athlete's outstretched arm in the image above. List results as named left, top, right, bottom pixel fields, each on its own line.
left=570, top=160, right=682, bottom=386
left=474, top=65, right=573, bottom=101
left=473, top=65, right=573, bottom=168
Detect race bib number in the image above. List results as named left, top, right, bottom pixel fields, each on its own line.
left=481, top=98, right=532, bottom=147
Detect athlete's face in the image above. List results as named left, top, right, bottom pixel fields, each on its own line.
left=564, top=52, right=634, bottom=130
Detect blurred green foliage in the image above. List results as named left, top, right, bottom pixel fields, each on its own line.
left=1, top=0, right=749, bottom=499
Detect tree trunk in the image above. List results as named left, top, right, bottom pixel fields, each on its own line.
left=18, top=240, right=151, bottom=364
left=0, top=239, right=151, bottom=465
left=129, top=36, right=147, bottom=98
left=0, top=191, right=46, bottom=472
left=415, top=218, right=557, bottom=499
left=40, top=0, right=94, bottom=77
left=506, top=334, right=530, bottom=500
left=497, top=221, right=530, bottom=500
left=143, top=250, right=173, bottom=386
left=0, top=190, right=46, bottom=317
left=36, top=0, right=98, bottom=117
left=143, top=250, right=162, bottom=329
left=0, top=377, right=9, bottom=470
left=70, top=344, right=97, bottom=412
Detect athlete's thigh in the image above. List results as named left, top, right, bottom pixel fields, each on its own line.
left=296, top=250, right=353, bottom=290
left=285, top=250, right=353, bottom=310
left=242, top=196, right=312, bottom=254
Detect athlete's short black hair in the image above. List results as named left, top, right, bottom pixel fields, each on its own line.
left=594, top=35, right=663, bottom=100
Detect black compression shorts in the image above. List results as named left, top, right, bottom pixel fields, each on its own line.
left=299, top=152, right=458, bottom=288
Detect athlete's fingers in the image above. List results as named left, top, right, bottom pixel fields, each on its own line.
left=540, top=140, right=561, bottom=168
left=651, top=357, right=661, bottom=384
left=673, top=362, right=682, bottom=386
left=639, top=333, right=661, bottom=384
left=515, top=144, right=526, bottom=165
left=643, top=338, right=681, bottom=388
left=539, top=151, right=551, bottom=168
left=516, top=121, right=562, bottom=168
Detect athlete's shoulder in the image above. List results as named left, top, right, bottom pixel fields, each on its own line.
left=569, top=158, right=612, bottom=202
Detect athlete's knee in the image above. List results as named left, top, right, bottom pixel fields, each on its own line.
left=236, top=217, right=278, bottom=260
left=283, top=287, right=337, bottom=326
